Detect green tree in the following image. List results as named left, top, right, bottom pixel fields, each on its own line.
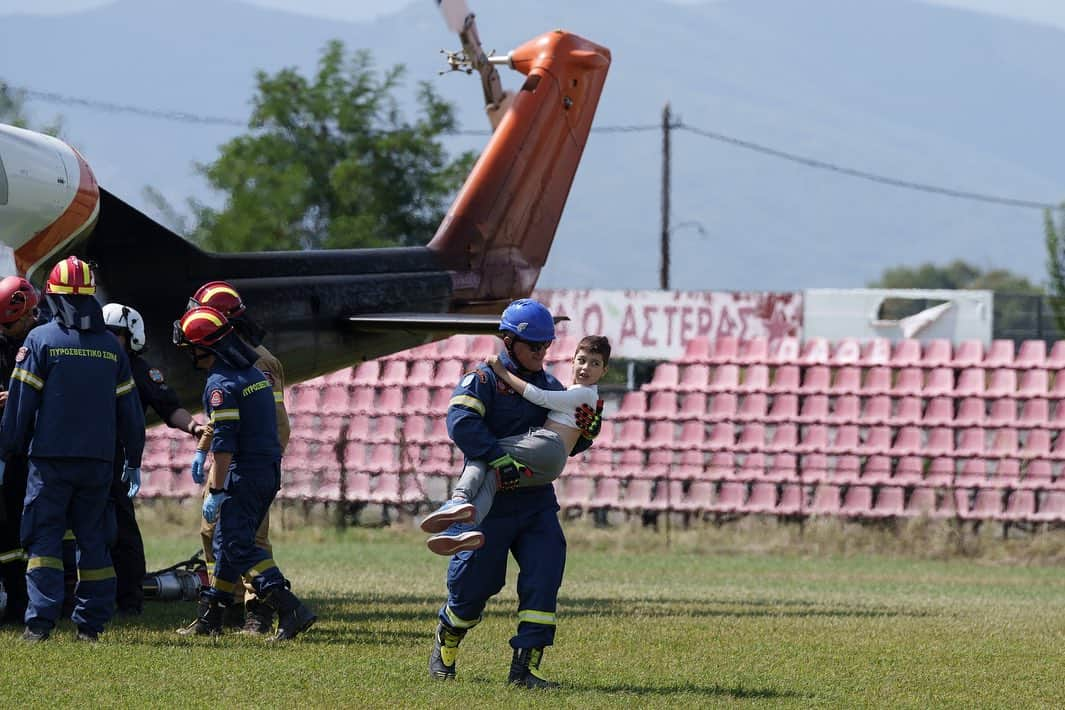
left=1044, top=207, right=1065, bottom=335
left=189, top=41, right=475, bottom=252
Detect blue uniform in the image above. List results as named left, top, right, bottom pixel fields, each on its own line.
left=0, top=319, right=145, bottom=634
left=200, top=361, right=286, bottom=603
left=439, top=350, right=583, bottom=649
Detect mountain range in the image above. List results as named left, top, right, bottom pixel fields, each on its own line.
left=2, top=0, right=1064, bottom=291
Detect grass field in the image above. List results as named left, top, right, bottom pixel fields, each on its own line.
left=1, top=504, right=1064, bottom=708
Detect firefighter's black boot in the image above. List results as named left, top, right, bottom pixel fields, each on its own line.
left=241, top=598, right=275, bottom=636
left=262, top=587, right=316, bottom=642
left=429, top=622, right=467, bottom=680
left=222, top=600, right=246, bottom=630
left=176, top=598, right=224, bottom=637
left=508, top=647, right=560, bottom=689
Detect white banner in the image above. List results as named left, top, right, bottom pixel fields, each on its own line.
left=532, top=289, right=803, bottom=360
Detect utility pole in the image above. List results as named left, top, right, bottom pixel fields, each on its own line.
left=660, top=102, right=671, bottom=291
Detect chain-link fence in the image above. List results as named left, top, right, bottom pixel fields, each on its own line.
left=993, top=293, right=1064, bottom=343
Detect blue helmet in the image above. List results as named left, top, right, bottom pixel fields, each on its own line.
left=498, top=298, right=555, bottom=342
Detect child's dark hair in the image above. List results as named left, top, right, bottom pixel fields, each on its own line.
left=577, top=335, right=611, bottom=366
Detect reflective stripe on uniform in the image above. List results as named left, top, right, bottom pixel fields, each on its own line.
left=11, top=367, right=43, bottom=390
left=449, top=395, right=485, bottom=416
left=78, top=566, right=116, bottom=582
left=211, top=409, right=240, bottom=422
left=116, top=377, right=136, bottom=396
left=273, top=392, right=284, bottom=403
left=444, top=605, right=481, bottom=630
left=213, top=577, right=238, bottom=594
left=0, top=548, right=25, bottom=563
left=27, top=556, right=63, bottom=571
left=63, top=529, right=75, bottom=541
left=245, top=558, right=277, bottom=578
left=517, top=609, right=557, bottom=626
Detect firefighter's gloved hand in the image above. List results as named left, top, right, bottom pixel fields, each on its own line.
left=122, top=465, right=141, bottom=498
left=576, top=399, right=604, bottom=440
left=490, top=454, right=528, bottom=492
left=202, top=491, right=226, bottom=523
left=191, top=450, right=208, bottom=484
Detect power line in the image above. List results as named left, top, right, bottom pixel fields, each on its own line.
left=676, top=121, right=1060, bottom=211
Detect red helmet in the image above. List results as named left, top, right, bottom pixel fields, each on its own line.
left=45, top=256, right=96, bottom=296
left=173, top=306, right=232, bottom=348
left=0, top=276, right=39, bottom=325
left=188, top=281, right=245, bottom=319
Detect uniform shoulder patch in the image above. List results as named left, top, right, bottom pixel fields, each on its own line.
left=14, top=346, right=27, bottom=363
left=148, top=368, right=165, bottom=384
left=460, top=373, right=475, bottom=388
left=209, top=388, right=224, bottom=407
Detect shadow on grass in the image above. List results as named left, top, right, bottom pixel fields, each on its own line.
left=460, top=675, right=810, bottom=701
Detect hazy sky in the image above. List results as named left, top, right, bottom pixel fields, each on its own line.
left=4, top=0, right=1065, bottom=33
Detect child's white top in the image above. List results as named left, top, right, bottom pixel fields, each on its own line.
left=520, top=383, right=599, bottom=428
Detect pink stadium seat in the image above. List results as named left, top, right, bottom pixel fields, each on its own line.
left=1017, top=369, right=1049, bottom=399
left=894, top=456, right=925, bottom=486
left=368, top=416, right=402, bottom=444
left=766, top=424, right=798, bottom=453
left=709, top=336, right=740, bottom=365
left=891, top=397, right=924, bottom=427
left=799, top=453, right=830, bottom=483
left=860, top=395, right=892, bottom=426
left=674, top=450, right=707, bottom=480
left=809, top=484, right=842, bottom=516
left=925, top=457, right=955, bottom=487
left=890, top=426, right=923, bottom=457
left=646, top=391, right=679, bottom=420
left=859, top=338, right=892, bottom=366
left=956, top=428, right=986, bottom=459
left=701, top=393, right=733, bottom=422
left=1048, top=433, right=1065, bottom=462
left=615, top=391, right=647, bottom=420
left=767, top=453, right=798, bottom=482
left=710, top=481, right=747, bottom=514
left=954, top=368, right=986, bottom=398
left=956, top=459, right=988, bottom=487
left=738, top=452, right=767, bottom=481
left=551, top=361, right=574, bottom=386
left=653, top=480, right=687, bottom=512
left=986, top=398, right=1017, bottom=429
left=679, top=337, right=712, bottom=364
left=797, top=396, right=830, bottom=425
left=683, top=481, right=716, bottom=512
left=799, top=337, right=830, bottom=366
left=436, top=336, right=470, bottom=361
left=862, top=367, right=892, bottom=396
left=678, top=392, right=710, bottom=421
left=378, top=360, right=408, bottom=387
left=734, top=393, right=767, bottom=422
left=345, top=415, right=371, bottom=442
left=341, top=441, right=366, bottom=471
left=768, top=366, right=801, bottom=394
left=891, top=368, right=924, bottom=397
left=764, top=394, right=798, bottom=423
left=966, top=487, right=1004, bottom=521
left=924, top=427, right=955, bottom=458
left=831, top=367, right=862, bottom=396
left=290, top=385, right=321, bottom=414
left=644, top=363, right=680, bottom=391
left=861, top=455, right=893, bottom=485
left=951, top=340, right=984, bottom=368
left=558, top=476, right=594, bottom=511
left=352, top=360, right=381, bottom=387
left=833, top=455, right=862, bottom=484
left=1047, top=341, right=1065, bottom=370
left=738, top=365, right=771, bottom=393
left=733, top=423, right=765, bottom=453
left=871, top=486, right=906, bottom=518
left=707, top=452, right=737, bottom=480
left=832, top=426, right=861, bottom=456
left=364, top=444, right=400, bottom=474
left=405, top=361, right=435, bottom=388
left=405, top=387, right=433, bottom=415
left=706, top=422, right=736, bottom=452
left=1015, top=340, right=1047, bottom=370
left=860, top=426, right=892, bottom=456
left=349, top=387, right=377, bottom=416
left=796, top=426, right=829, bottom=454
left=799, top=366, right=831, bottom=395
left=991, top=459, right=1022, bottom=489
left=904, top=487, right=938, bottom=517
left=891, top=339, right=922, bottom=368
left=923, top=368, right=954, bottom=397
left=737, top=337, right=770, bottom=365
left=401, top=416, right=429, bottom=444
left=428, top=387, right=452, bottom=414
left=321, top=384, right=353, bottom=415
left=613, top=420, right=646, bottom=450
left=827, top=395, right=860, bottom=425
left=1032, top=490, right=1065, bottom=523
left=677, top=421, right=706, bottom=450
left=831, top=338, right=861, bottom=366
left=985, top=369, right=1018, bottom=399
left=617, top=449, right=650, bottom=479
left=677, top=364, right=710, bottom=392
left=744, top=481, right=778, bottom=514
left=984, top=340, right=1015, bottom=368
left=707, top=365, right=741, bottom=394
left=1017, top=398, right=1049, bottom=429
left=469, top=334, right=502, bottom=360
left=434, top=360, right=466, bottom=388
left=770, top=336, right=801, bottom=365
left=954, top=397, right=985, bottom=428
left=1050, top=373, right=1065, bottom=400
left=922, top=339, right=952, bottom=368
left=988, top=428, right=1019, bottom=459
left=547, top=335, right=578, bottom=363
left=1020, top=430, right=1052, bottom=460
left=375, top=387, right=406, bottom=415
left=776, top=483, right=806, bottom=516
left=343, top=472, right=372, bottom=503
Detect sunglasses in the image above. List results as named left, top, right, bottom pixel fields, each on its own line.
left=516, top=338, right=553, bottom=353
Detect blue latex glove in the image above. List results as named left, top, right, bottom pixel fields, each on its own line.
left=0, top=459, right=6, bottom=487
left=202, top=491, right=226, bottom=523
left=191, top=450, right=208, bottom=485
left=122, top=465, right=141, bottom=498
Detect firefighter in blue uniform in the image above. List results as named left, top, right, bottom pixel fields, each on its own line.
left=173, top=305, right=315, bottom=641
left=0, top=276, right=42, bottom=625
left=102, top=302, right=205, bottom=615
left=429, top=298, right=601, bottom=688
left=0, top=256, right=145, bottom=642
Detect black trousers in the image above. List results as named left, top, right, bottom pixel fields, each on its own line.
left=0, top=455, right=28, bottom=621
left=109, top=461, right=145, bottom=612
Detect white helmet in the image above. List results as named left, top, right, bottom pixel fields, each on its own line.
left=103, top=302, right=147, bottom=352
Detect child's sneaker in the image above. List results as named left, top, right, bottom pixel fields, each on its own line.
left=420, top=498, right=476, bottom=533
left=427, top=523, right=485, bottom=556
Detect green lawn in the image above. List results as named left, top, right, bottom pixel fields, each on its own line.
left=1, top=510, right=1064, bottom=708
